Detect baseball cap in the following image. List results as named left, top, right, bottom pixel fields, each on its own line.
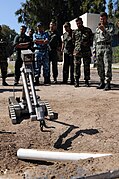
left=37, top=22, right=43, bottom=26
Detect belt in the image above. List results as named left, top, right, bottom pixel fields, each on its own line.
left=97, top=42, right=111, bottom=45
left=35, top=48, right=47, bottom=52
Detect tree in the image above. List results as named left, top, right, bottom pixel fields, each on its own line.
left=114, top=0, right=119, bottom=18
left=1, top=25, right=17, bottom=57
left=108, top=0, right=113, bottom=18
left=15, top=0, right=106, bottom=34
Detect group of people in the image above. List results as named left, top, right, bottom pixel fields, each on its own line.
left=14, top=20, right=62, bottom=86
left=62, top=12, right=115, bottom=90
left=0, top=12, right=116, bottom=91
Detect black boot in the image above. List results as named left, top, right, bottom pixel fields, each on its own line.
left=104, top=81, right=111, bottom=91
left=97, top=80, right=105, bottom=89
left=53, top=77, right=57, bottom=84
left=14, top=77, right=19, bottom=86
left=85, top=80, right=89, bottom=87
left=70, top=78, right=74, bottom=85
left=62, top=79, right=67, bottom=84
left=44, top=77, right=49, bottom=84
left=74, top=78, right=79, bottom=87
left=2, top=78, right=8, bottom=86
left=34, top=77, right=39, bottom=85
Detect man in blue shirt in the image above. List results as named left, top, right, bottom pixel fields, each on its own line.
left=33, top=22, right=49, bottom=85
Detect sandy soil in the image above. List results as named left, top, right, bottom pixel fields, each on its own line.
left=1, top=64, right=119, bottom=179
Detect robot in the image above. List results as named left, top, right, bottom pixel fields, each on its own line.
left=8, top=49, right=56, bottom=131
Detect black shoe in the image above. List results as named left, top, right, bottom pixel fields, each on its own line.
left=34, top=81, right=39, bottom=86
left=104, top=82, right=111, bottom=91
left=34, top=77, right=39, bottom=86
left=53, top=80, right=57, bottom=84
left=70, top=81, right=74, bottom=85
left=14, top=82, right=19, bottom=86
left=44, top=78, right=50, bottom=85
left=46, top=77, right=51, bottom=84
left=2, top=81, right=9, bottom=86
left=53, top=78, right=57, bottom=84
left=62, top=81, right=67, bottom=84
left=85, top=80, right=89, bottom=87
left=74, top=82, right=79, bottom=87
left=97, top=82, right=105, bottom=89
left=48, top=79, right=51, bottom=84
left=74, top=78, right=79, bottom=87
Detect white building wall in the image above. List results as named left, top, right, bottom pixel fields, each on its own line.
left=63, top=13, right=100, bottom=33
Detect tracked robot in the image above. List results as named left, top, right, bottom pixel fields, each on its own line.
left=8, top=49, right=56, bottom=131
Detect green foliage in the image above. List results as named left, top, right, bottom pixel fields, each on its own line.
left=1, top=25, right=17, bottom=57
left=15, top=0, right=107, bottom=34
left=108, top=0, right=113, bottom=18
left=114, top=0, right=119, bottom=18
left=113, top=46, right=119, bottom=63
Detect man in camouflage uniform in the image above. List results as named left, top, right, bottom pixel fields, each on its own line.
left=93, top=12, right=115, bottom=90
left=62, top=22, right=74, bottom=85
left=47, top=20, right=62, bottom=84
left=72, top=17, right=93, bottom=87
left=0, top=25, right=8, bottom=86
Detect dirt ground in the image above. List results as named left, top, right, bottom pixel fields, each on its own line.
left=1, top=63, right=119, bottom=179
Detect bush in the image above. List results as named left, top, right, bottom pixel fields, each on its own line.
left=113, top=46, right=119, bottom=63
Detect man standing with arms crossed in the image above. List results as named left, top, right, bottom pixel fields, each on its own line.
left=33, top=22, right=49, bottom=85
left=13, top=25, right=31, bottom=85
left=93, top=12, right=115, bottom=90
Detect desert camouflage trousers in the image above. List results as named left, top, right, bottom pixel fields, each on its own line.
left=96, top=45, right=112, bottom=82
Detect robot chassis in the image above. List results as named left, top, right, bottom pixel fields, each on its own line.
left=8, top=50, right=56, bottom=131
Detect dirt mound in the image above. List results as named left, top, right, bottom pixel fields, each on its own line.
left=1, top=67, right=119, bottom=178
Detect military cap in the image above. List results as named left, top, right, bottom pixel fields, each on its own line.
left=37, top=22, right=43, bottom=26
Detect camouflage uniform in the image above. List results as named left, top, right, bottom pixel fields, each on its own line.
left=62, top=28, right=74, bottom=84
left=0, top=28, right=8, bottom=85
left=73, top=25, right=93, bottom=86
left=93, top=21, right=114, bottom=89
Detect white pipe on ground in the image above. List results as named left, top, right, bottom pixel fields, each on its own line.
left=17, top=148, right=112, bottom=161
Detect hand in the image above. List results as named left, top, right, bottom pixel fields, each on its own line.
left=34, top=39, right=44, bottom=44
left=98, top=24, right=105, bottom=32
left=15, top=42, right=30, bottom=49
